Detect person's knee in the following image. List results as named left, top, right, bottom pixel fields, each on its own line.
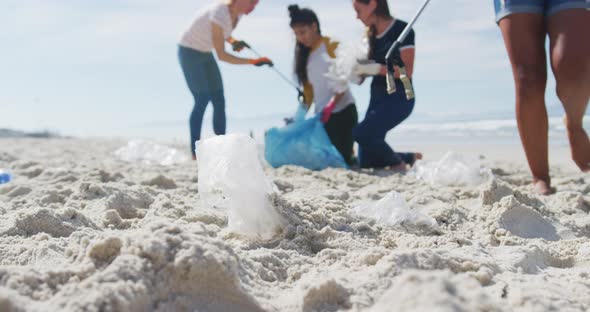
left=210, top=91, right=225, bottom=105
left=513, top=63, right=547, bottom=100
left=190, top=105, right=206, bottom=117
left=552, top=44, right=590, bottom=78
left=555, top=66, right=590, bottom=104
left=564, top=116, right=584, bottom=133
left=192, top=93, right=210, bottom=109
left=352, top=126, right=369, bottom=144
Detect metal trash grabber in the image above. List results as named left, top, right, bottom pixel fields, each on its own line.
left=246, top=45, right=304, bottom=103
left=385, top=0, right=432, bottom=99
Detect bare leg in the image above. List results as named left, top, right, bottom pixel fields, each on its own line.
left=499, top=14, right=552, bottom=194
left=548, top=9, right=590, bottom=172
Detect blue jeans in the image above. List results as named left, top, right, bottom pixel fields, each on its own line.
left=178, top=45, right=226, bottom=156
left=353, top=80, right=416, bottom=168
left=494, top=0, right=590, bottom=22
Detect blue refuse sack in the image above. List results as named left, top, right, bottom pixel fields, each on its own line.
left=265, top=114, right=348, bottom=170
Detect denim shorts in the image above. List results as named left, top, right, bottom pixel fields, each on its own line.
left=494, top=0, right=590, bottom=22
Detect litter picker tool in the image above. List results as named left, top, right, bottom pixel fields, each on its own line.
left=247, top=45, right=304, bottom=103
left=385, top=0, right=432, bottom=99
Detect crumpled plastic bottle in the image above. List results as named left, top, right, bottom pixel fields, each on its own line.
left=0, top=169, right=12, bottom=184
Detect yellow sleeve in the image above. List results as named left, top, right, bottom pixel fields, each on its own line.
left=323, top=37, right=340, bottom=59
left=302, top=81, right=314, bottom=108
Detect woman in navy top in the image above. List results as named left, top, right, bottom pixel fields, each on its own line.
left=352, top=0, right=422, bottom=170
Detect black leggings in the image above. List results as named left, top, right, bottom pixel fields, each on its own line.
left=324, top=104, right=358, bottom=166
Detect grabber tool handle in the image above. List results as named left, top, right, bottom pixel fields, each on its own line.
left=386, top=64, right=397, bottom=95
left=386, top=60, right=415, bottom=99
left=399, top=67, right=415, bottom=100
left=385, top=42, right=414, bottom=99
left=386, top=41, right=401, bottom=95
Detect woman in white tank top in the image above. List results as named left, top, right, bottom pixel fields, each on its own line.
left=178, top=0, right=273, bottom=159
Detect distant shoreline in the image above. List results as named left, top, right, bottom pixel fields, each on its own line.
left=0, top=129, right=61, bottom=139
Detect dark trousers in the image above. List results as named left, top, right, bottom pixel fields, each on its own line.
left=325, top=104, right=358, bottom=166
left=178, top=46, right=226, bottom=156
left=353, top=81, right=415, bottom=168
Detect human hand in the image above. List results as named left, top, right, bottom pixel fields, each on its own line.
left=249, top=57, right=274, bottom=67
left=228, top=37, right=250, bottom=52
left=353, top=63, right=382, bottom=76
left=321, top=99, right=337, bottom=123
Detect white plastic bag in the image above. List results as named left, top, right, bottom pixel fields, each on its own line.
left=354, top=192, right=438, bottom=235
left=412, top=152, right=492, bottom=187
left=114, top=140, right=188, bottom=166
left=325, top=41, right=370, bottom=92
left=197, top=134, right=284, bottom=239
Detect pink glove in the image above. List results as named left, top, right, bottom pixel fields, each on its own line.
left=321, top=99, right=337, bottom=123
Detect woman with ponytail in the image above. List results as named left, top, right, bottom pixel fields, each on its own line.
left=288, top=4, right=358, bottom=166
left=179, top=0, right=273, bottom=160
left=352, top=0, right=422, bottom=170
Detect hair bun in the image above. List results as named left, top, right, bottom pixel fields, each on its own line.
left=288, top=4, right=300, bottom=16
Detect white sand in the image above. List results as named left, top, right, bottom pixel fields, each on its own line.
left=0, top=138, right=588, bottom=312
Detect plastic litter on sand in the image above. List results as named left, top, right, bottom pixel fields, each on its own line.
left=197, top=134, right=285, bottom=239
left=325, top=41, right=370, bottom=91
left=353, top=191, right=439, bottom=235
left=411, top=152, right=492, bottom=187
left=114, top=140, right=188, bottom=166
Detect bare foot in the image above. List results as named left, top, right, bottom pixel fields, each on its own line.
left=533, top=179, right=553, bottom=196
left=411, top=153, right=423, bottom=167
left=389, top=162, right=408, bottom=173
left=565, top=121, right=590, bottom=172
left=192, top=155, right=197, bottom=161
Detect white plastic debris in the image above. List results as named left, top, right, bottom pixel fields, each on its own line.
left=354, top=192, right=438, bottom=235
left=412, top=152, right=492, bottom=187
left=197, top=134, right=284, bottom=239
left=325, top=41, right=370, bottom=92
left=114, top=140, right=189, bottom=166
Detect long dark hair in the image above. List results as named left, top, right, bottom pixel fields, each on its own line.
left=288, top=5, right=321, bottom=86
left=355, top=0, right=392, bottom=60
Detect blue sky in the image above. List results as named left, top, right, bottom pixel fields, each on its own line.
left=0, top=0, right=566, bottom=140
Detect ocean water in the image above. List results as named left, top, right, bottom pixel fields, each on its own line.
left=388, top=116, right=585, bottom=145
left=129, top=112, right=589, bottom=148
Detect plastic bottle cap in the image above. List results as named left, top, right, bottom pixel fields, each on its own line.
left=0, top=169, right=12, bottom=184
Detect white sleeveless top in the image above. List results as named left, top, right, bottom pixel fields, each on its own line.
left=179, top=1, right=234, bottom=52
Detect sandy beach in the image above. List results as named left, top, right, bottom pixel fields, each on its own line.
left=0, top=137, right=589, bottom=311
